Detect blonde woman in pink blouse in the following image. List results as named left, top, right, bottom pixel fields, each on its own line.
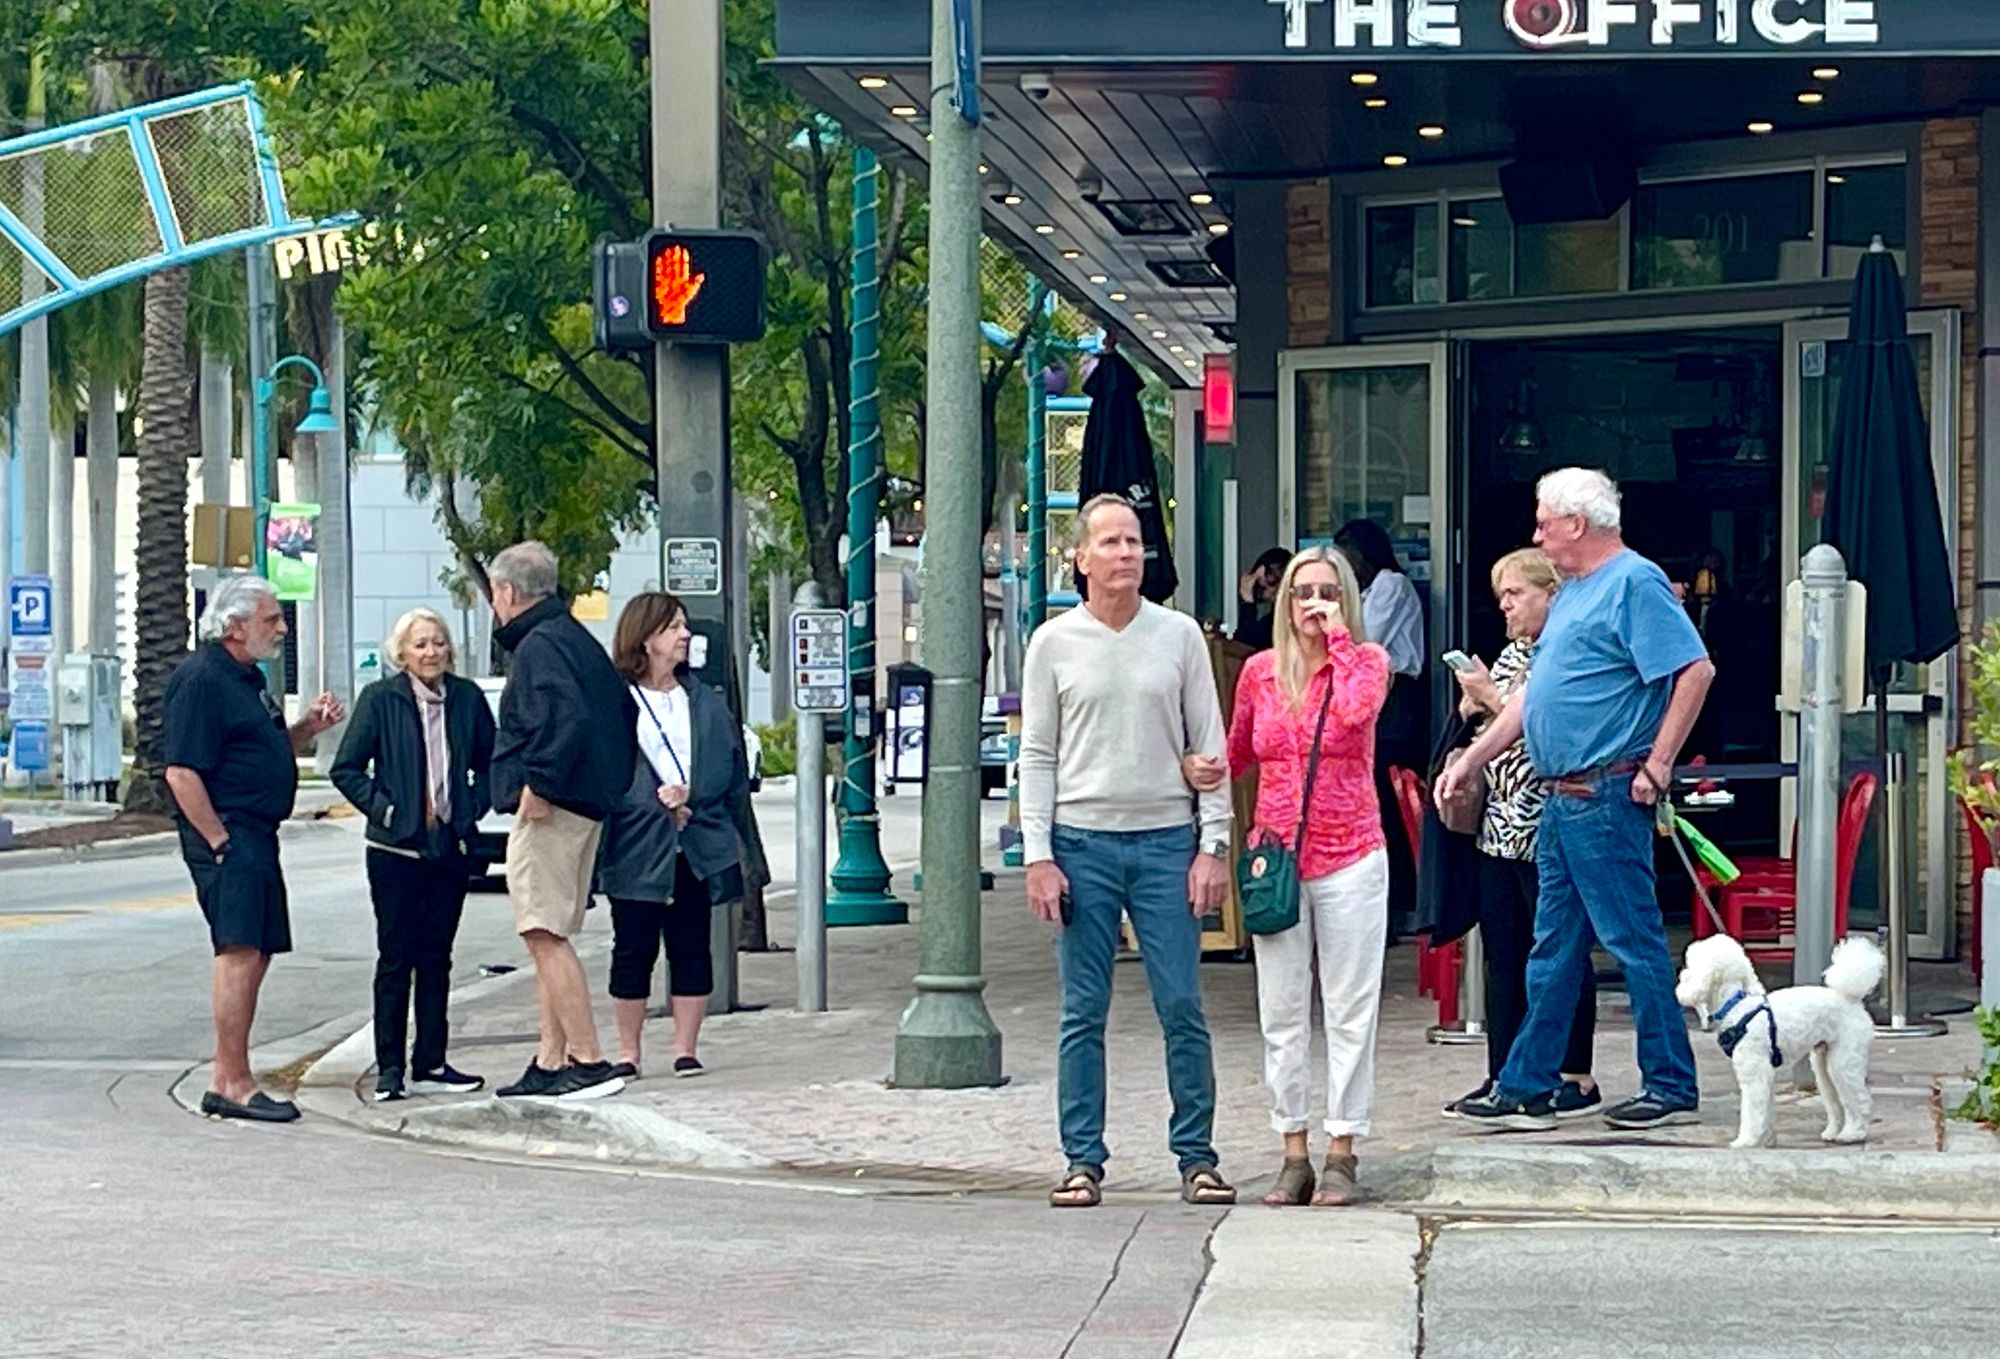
left=1189, top=545, right=1391, bottom=1206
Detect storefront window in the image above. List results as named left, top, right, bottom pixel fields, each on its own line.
left=1516, top=218, right=1622, bottom=297
left=1631, top=171, right=1816, bottom=291
left=1366, top=204, right=1441, bottom=307
left=1448, top=199, right=1511, bottom=302
left=1826, top=163, right=1909, bottom=276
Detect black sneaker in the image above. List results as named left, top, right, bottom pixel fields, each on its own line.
left=410, top=1064, right=485, bottom=1095
left=673, top=1056, right=704, bottom=1079
left=373, top=1068, right=406, bottom=1103
left=1452, top=1088, right=1557, bottom=1132
left=1550, top=1080, right=1603, bottom=1121
left=495, top=1061, right=562, bottom=1098
left=548, top=1061, right=627, bottom=1101
left=1602, top=1091, right=1700, bottom=1131
left=1441, top=1080, right=1494, bottom=1120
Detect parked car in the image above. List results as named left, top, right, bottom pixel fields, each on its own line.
left=466, top=679, right=764, bottom=885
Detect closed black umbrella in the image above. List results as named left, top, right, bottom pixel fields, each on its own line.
left=1080, top=344, right=1179, bottom=604
left=1820, top=239, right=1958, bottom=978
left=1821, top=239, right=1959, bottom=676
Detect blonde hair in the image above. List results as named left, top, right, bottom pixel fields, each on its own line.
left=385, top=608, right=457, bottom=673
left=1270, top=546, right=1367, bottom=710
left=1490, top=547, right=1559, bottom=596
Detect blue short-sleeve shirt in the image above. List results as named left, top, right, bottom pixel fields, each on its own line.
left=1523, top=550, right=1708, bottom=778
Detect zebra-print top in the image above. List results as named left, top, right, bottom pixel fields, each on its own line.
left=1477, top=639, right=1549, bottom=862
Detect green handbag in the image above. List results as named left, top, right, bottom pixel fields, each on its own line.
left=1236, top=675, right=1338, bottom=937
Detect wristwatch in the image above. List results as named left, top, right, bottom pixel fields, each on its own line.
left=1201, top=839, right=1230, bottom=859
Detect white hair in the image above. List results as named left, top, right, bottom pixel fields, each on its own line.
left=198, top=575, right=279, bottom=642
left=489, top=540, right=558, bottom=600
left=1537, top=467, right=1622, bottom=532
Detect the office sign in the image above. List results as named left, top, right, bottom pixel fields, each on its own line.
left=1270, top=0, right=1881, bottom=51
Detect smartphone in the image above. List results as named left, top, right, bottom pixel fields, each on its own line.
left=1442, top=649, right=1475, bottom=674
left=1059, top=892, right=1075, bottom=927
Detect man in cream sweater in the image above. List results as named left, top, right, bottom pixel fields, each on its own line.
left=1021, top=494, right=1236, bottom=1209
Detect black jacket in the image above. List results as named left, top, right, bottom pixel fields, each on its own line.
left=598, top=677, right=749, bottom=902
left=490, top=596, right=637, bottom=821
left=331, top=671, right=496, bottom=854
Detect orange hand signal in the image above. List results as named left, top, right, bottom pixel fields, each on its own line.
left=652, top=244, right=707, bottom=325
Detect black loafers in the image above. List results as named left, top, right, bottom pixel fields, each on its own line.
left=199, top=1090, right=302, bottom=1123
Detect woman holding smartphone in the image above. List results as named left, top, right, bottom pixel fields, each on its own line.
left=1186, top=546, right=1390, bottom=1207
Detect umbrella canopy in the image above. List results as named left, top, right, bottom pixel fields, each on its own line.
left=1821, top=242, right=1959, bottom=670
left=1080, top=347, right=1179, bottom=604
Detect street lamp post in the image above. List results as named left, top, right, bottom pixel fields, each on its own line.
left=252, top=353, right=338, bottom=686
left=827, top=145, right=908, bottom=928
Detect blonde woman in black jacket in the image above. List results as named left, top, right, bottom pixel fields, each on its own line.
left=332, top=608, right=496, bottom=1103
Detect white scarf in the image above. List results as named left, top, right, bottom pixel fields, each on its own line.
left=410, top=675, right=452, bottom=824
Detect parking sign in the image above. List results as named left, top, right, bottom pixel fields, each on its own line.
left=9, top=575, right=52, bottom=639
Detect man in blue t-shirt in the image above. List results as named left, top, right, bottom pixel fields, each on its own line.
left=1438, top=468, right=1716, bottom=1132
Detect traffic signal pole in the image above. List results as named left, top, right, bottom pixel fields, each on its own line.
left=651, top=0, right=739, bottom=1010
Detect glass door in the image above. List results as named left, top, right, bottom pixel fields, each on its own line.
left=1781, top=312, right=1960, bottom=959
left=1279, top=341, right=1452, bottom=626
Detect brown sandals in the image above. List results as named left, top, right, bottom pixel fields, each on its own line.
left=1050, top=1165, right=1104, bottom=1208
left=1262, top=1157, right=1316, bottom=1207
left=1312, top=1153, right=1359, bottom=1207
left=1181, top=1164, right=1237, bottom=1206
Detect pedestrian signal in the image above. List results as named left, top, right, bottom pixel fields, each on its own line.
left=594, top=229, right=766, bottom=354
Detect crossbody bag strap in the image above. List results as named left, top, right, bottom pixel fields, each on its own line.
left=1291, top=671, right=1339, bottom=853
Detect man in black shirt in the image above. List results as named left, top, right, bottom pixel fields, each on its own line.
left=164, top=576, right=343, bottom=1123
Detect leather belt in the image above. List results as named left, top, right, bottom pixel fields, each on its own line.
left=1551, top=759, right=1644, bottom=799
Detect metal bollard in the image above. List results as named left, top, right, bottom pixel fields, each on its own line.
left=795, top=582, right=830, bottom=1013
left=1794, top=544, right=1847, bottom=988
left=1427, top=927, right=1487, bottom=1047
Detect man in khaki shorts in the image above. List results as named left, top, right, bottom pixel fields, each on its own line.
left=486, top=541, right=638, bottom=1100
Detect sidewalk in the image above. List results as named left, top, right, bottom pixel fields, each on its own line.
left=0, top=782, right=351, bottom=866
left=299, top=871, right=2000, bottom=1217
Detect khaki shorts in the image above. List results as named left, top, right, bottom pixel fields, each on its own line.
left=506, top=804, right=603, bottom=939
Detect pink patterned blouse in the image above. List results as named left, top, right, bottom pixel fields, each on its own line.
left=1227, top=632, right=1392, bottom=882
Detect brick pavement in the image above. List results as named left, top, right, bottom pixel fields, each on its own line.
left=311, top=871, right=1985, bottom=1199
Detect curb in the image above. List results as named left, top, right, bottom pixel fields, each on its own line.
left=0, top=814, right=345, bottom=871
left=1418, top=1141, right=2000, bottom=1223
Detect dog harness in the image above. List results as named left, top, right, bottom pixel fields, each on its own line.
left=1713, top=988, right=1783, bottom=1069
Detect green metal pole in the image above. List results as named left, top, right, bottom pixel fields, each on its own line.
left=828, top=146, right=907, bottom=927
left=1025, top=280, right=1049, bottom=632
left=894, top=0, right=1002, bottom=1089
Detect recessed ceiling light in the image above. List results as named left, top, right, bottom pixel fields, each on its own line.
left=1814, top=66, right=1841, bottom=80
left=1033, top=223, right=1056, bottom=235
left=1184, top=359, right=1198, bottom=369
left=1383, top=153, right=1410, bottom=167
left=1828, top=173, right=1847, bottom=185
left=1088, top=273, right=1109, bottom=285
left=859, top=75, right=889, bottom=90
left=1748, top=120, right=1774, bottom=134
left=1452, top=215, right=1479, bottom=228
left=1364, top=97, right=1389, bottom=109
left=1169, top=344, right=1185, bottom=353
left=891, top=104, right=919, bottom=118
left=978, top=163, right=990, bottom=175
left=1133, top=312, right=1149, bottom=320
left=1189, top=191, right=1214, bottom=206
left=1351, top=71, right=1380, bottom=87
left=1002, top=192, right=1024, bottom=206
left=1208, top=221, right=1231, bottom=235
left=1418, top=124, right=1445, bottom=138
left=1151, top=330, right=1168, bottom=339
left=1108, top=291, right=1128, bottom=302
left=1061, top=249, right=1082, bottom=260
left=1797, top=90, right=1825, bottom=105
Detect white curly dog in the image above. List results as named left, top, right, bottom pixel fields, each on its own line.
left=1675, top=934, right=1885, bottom=1150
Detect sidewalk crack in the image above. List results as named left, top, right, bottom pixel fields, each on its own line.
left=1060, top=1208, right=1149, bottom=1359
left=1412, top=1215, right=1440, bottom=1358
left=1164, top=1209, right=1224, bottom=1357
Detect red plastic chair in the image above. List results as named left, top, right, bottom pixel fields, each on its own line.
left=1709, top=773, right=1877, bottom=965
left=1961, top=794, right=1996, bottom=981
left=1392, top=766, right=1463, bottom=1022
left=1689, top=772, right=1870, bottom=944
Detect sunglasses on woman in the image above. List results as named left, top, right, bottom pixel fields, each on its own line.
left=1290, top=584, right=1344, bottom=603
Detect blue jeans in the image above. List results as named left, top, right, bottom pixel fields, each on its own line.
left=1052, top=823, right=1218, bottom=1174
left=1497, top=780, right=1699, bottom=1108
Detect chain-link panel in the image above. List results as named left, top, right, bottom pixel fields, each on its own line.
left=0, top=231, right=32, bottom=307
left=0, top=128, right=165, bottom=281
left=149, top=97, right=267, bottom=246
left=1046, top=408, right=1087, bottom=495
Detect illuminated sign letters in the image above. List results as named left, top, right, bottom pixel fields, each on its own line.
left=1271, top=0, right=1879, bottom=50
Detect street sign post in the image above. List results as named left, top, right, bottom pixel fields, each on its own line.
left=792, top=601, right=848, bottom=1013
left=9, top=575, right=53, bottom=783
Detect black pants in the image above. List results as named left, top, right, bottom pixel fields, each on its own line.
left=367, top=846, right=468, bottom=1076
left=609, top=857, right=714, bottom=1000
left=1478, top=850, right=1596, bottom=1081
left=1375, top=675, right=1424, bottom=936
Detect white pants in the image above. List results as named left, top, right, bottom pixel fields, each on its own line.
left=1253, top=848, right=1389, bottom=1138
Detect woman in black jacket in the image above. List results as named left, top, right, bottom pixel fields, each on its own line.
left=331, top=608, right=496, bottom=1102
left=599, top=591, right=750, bottom=1080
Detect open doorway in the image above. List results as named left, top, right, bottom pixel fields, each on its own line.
left=1464, top=328, right=1787, bottom=871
